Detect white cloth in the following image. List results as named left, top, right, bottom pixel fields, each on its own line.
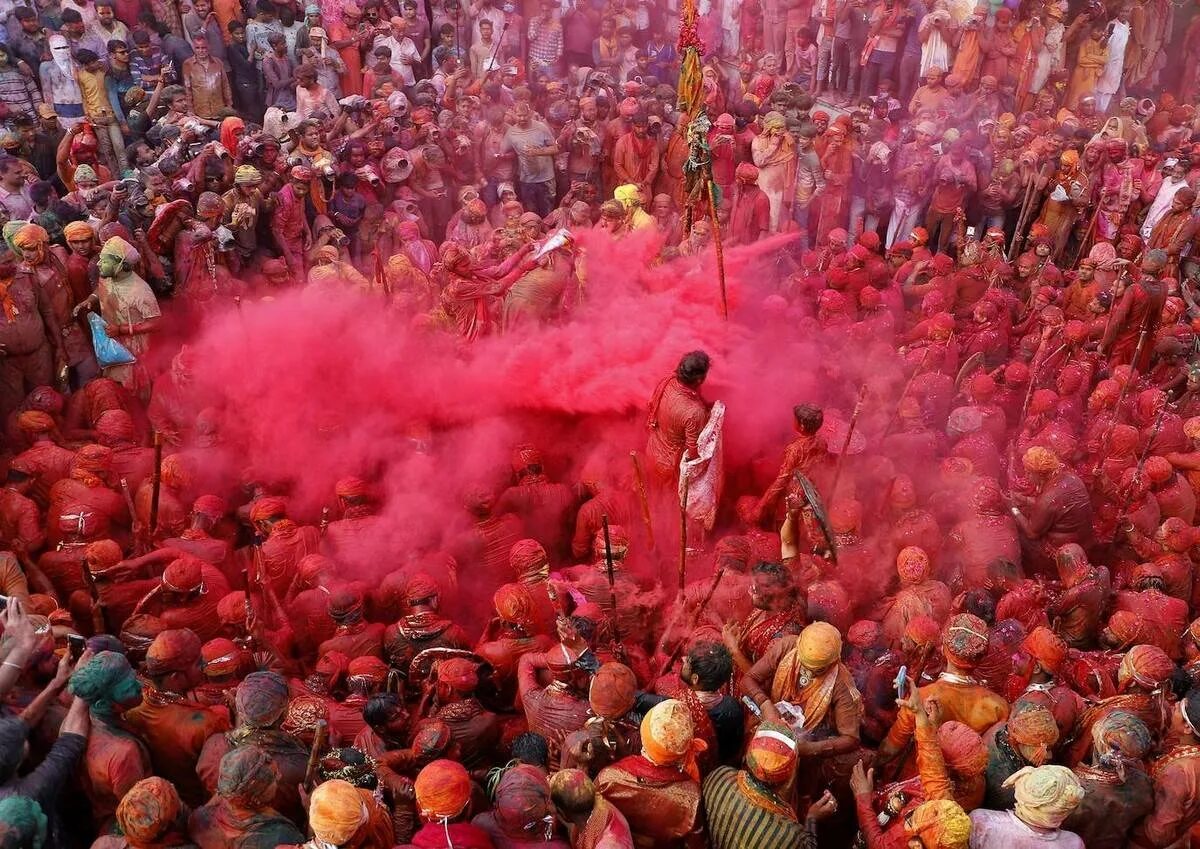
left=372, top=33, right=422, bottom=85
left=1096, top=19, right=1128, bottom=95
left=1141, top=175, right=1188, bottom=239
left=680, top=400, right=725, bottom=531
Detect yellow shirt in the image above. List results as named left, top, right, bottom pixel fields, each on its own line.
left=76, top=68, right=114, bottom=119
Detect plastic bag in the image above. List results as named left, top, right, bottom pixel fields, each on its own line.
left=88, top=312, right=136, bottom=368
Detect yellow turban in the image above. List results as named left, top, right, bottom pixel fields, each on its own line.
left=11, top=223, right=48, bottom=250
left=309, top=779, right=369, bottom=844
left=614, top=184, right=641, bottom=209
left=908, top=799, right=971, bottom=849
left=1060, top=150, right=1080, bottom=169
left=797, top=621, right=842, bottom=671
left=234, top=165, right=262, bottom=185
left=763, top=111, right=786, bottom=132
left=1003, top=765, right=1084, bottom=829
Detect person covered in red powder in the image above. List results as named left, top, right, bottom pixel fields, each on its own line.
left=645, top=350, right=712, bottom=486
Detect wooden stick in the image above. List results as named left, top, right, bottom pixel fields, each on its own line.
left=705, top=173, right=728, bottom=320
left=828, top=390, right=865, bottom=502
left=303, top=719, right=329, bottom=791
left=678, top=483, right=689, bottom=594
left=655, top=567, right=725, bottom=680
left=629, top=451, right=655, bottom=550
left=148, top=431, right=163, bottom=537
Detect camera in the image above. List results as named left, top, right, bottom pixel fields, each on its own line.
left=330, top=230, right=349, bottom=247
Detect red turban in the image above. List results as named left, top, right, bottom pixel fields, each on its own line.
left=336, top=476, right=371, bottom=499
left=1023, top=627, right=1067, bottom=674
left=315, top=651, right=349, bottom=682
left=26, top=386, right=63, bottom=413
left=1111, top=425, right=1139, bottom=453
left=858, top=231, right=881, bottom=252
left=144, top=629, right=202, bottom=677
left=1157, top=517, right=1194, bottom=552
left=84, top=539, right=123, bottom=571
left=896, top=546, right=930, bottom=583
left=436, top=658, right=478, bottom=692
left=1007, top=704, right=1059, bottom=747
left=162, top=557, right=204, bottom=593
left=588, top=662, right=636, bottom=719
left=970, top=478, right=1004, bottom=513
left=943, top=614, right=989, bottom=670
left=847, top=620, right=882, bottom=649
left=1118, top=645, right=1175, bottom=691
left=74, top=444, right=113, bottom=473
left=404, top=573, right=440, bottom=605
left=201, top=638, right=241, bottom=677
left=509, top=539, right=548, bottom=580
left=904, top=615, right=941, bottom=650
left=1145, top=456, right=1172, bottom=484
left=735, top=162, right=759, bottom=183
left=829, top=500, right=861, bottom=533
left=969, top=372, right=996, bottom=400
left=281, top=694, right=328, bottom=735
left=347, top=655, right=389, bottom=685
left=937, top=721, right=988, bottom=776
left=411, top=719, right=452, bottom=759
left=249, top=497, right=287, bottom=523
left=192, top=495, right=226, bottom=520
left=493, top=583, right=535, bottom=625
left=890, top=475, right=917, bottom=509
left=216, top=591, right=246, bottom=626
left=95, top=409, right=134, bottom=442
left=493, top=764, right=553, bottom=837
left=415, top=759, right=471, bottom=820
left=618, top=97, right=639, bottom=117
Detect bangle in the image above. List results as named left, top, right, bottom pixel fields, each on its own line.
left=2, top=660, right=25, bottom=671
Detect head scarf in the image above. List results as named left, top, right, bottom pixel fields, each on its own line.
left=943, top=614, right=988, bottom=670
left=217, top=746, right=279, bottom=807
left=415, top=760, right=471, bottom=820
left=745, top=721, right=798, bottom=786
left=896, top=546, right=930, bottom=583
left=234, top=165, right=262, bottom=185
left=1003, top=765, right=1084, bottom=829
left=68, top=651, right=141, bottom=715
left=116, top=778, right=182, bottom=847
left=1022, top=627, right=1067, bottom=675
left=907, top=799, right=971, bottom=849
left=1117, top=644, right=1174, bottom=691
left=0, top=796, right=48, bottom=849
left=797, top=621, right=842, bottom=670
left=936, top=721, right=988, bottom=776
left=641, top=699, right=706, bottom=780
left=589, top=662, right=636, bottom=719
left=235, top=671, right=290, bottom=729
left=309, top=779, right=370, bottom=843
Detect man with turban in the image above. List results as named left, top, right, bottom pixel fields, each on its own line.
left=472, top=763, right=571, bottom=848
left=1068, top=644, right=1175, bottom=766
left=0, top=464, right=45, bottom=564
left=741, top=621, right=862, bottom=800
left=12, top=222, right=87, bottom=385
left=596, top=699, right=706, bottom=848
left=645, top=640, right=744, bottom=768
left=423, top=656, right=500, bottom=770
left=728, top=162, right=770, bottom=247
left=496, top=444, right=577, bottom=561
left=1064, top=710, right=1153, bottom=849
left=0, top=244, right=63, bottom=421
left=318, top=587, right=385, bottom=660
left=475, top=582, right=554, bottom=692
left=128, top=552, right=231, bottom=642
left=646, top=351, right=712, bottom=486
left=560, top=526, right=654, bottom=641
left=123, top=629, right=231, bottom=806
left=880, top=614, right=1009, bottom=776
left=160, top=496, right=234, bottom=581
left=1010, top=447, right=1094, bottom=570
left=1100, top=250, right=1169, bottom=373
left=1131, top=689, right=1200, bottom=847
left=69, top=651, right=150, bottom=830
left=82, top=235, right=161, bottom=397
left=10, top=406, right=72, bottom=509
left=382, top=572, right=469, bottom=668
left=560, top=661, right=640, bottom=775
left=723, top=561, right=805, bottom=673
left=1011, top=627, right=1085, bottom=743
left=196, top=672, right=308, bottom=826
left=271, top=166, right=314, bottom=277
left=245, top=496, right=321, bottom=601
left=971, top=765, right=1084, bottom=847
left=518, top=617, right=594, bottom=768
left=1045, top=543, right=1106, bottom=650
left=983, top=701, right=1060, bottom=810
left=881, top=546, right=951, bottom=647
left=1104, top=565, right=1188, bottom=658
left=852, top=764, right=972, bottom=849
left=450, top=488, right=525, bottom=583
left=550, top=768, right=633, bottom=849
left=946, top=477, right=1020, bottom=589
left=322, top=476, right=384, bottom=572
left=188, top=746, right=305, bottom=849
left=704, top=722, right=837, bottom=849
left=94, top=777, right=191, bottom=849
left=221, top=164, right=265, bottom=274
left=1148, top=187, right=1199, bottom=281
left=400, top=762, right=490, bottom=848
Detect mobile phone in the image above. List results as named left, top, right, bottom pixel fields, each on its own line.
left=894, top=664, right=907, bottom=697
left=966, top=226, right=977, bottom=238
left=741, top=695, right=762, bottom=717
left=68, top=634, right=85, bottom=660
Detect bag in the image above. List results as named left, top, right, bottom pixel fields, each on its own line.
left=88, top=312, right=136, bottom=368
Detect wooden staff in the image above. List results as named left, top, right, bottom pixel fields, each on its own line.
left=881, top=346, right=933, bottom=437
left=1110, top=399, right=1170, bottom=543
left=704, top=169, right=728, bottom=320
left=303, top=719, right=329, bottom=791
left=148, top=431, right=163, bottom=537
left=1068, top=204, right=1100, bottom=267
left=654, top=567, right=725, bottom=680
left=678, top=483, right=689, bottom=593
left=601, top=514, right=623, bottom=647
left=828, top=390, right=865, bottom=502
left=629, top=451, right=655, bottom=550
left=1008, top=172, right=1038, bottom=262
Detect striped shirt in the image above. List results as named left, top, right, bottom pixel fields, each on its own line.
left=702, top=766, right=816, bottom=849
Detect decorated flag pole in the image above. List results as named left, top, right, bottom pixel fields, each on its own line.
left=677, top=0, right=728, bottom=319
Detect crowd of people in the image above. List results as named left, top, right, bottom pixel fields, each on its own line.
left=2, top=0, right=1200, bottom=845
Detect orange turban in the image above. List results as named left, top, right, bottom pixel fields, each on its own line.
left=435, top=658, right=478, bottom=693
left=1022, top=626, right=1067, bottom=675
left=144, top=629, right=201, bottom=677
left=116, top=777, right=182, bottom=846
left=509, top=539, right=549, bottom=581
left=162, top=557, right=204, bottom=593
left=160, top=454, right=190, bottom=490
left=493, top=583, right=535, bottom=626
left=1118, top=644, right=1175, bottom=691
left=588, top=662, right=637, bottom=719
left=1007, top=705, right=1060, bottom=749
left=216, top=591, right=246, bottom=626
left=937, top=721, right=988, bottom=776
left=797, top=621, right=842, bottom=670
left=309, top=779, right=369, bottom=843
left=336, top=476, right=371, bottom=499
left=641, top=699, right=706, bottom=780
left=904, top=615, right=941, bottom=650
left=907, top=799, right=971, bottom=849
left=347, top=655, right=389, bottom=685
left=896, top=546, right=930, bottom=583
left=16, top=410, right=55, bottom=434
left=73, top=443, right=113, bottom=473
left=414, top=759, right=471, bottom=820
left=1022, top=446, right=1061, bottom=474
left=62, top=221, right=95, bottom=242
left=249, top=496, right=287, bottom=523
left=84, top=539, right=122, bottom=571
left=201, top=638, right=241, bottom=678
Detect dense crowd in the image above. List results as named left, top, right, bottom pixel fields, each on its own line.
left=1, top=0, right=1200, bottom=846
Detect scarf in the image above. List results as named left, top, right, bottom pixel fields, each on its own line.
left=0, top=274, right=18, bottom=323
left=771, top=648, right=847, bottom=732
